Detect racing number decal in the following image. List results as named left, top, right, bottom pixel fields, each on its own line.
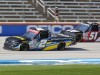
left=38, top=39, right=47, bottom=47
left=89, top=32, right=98, bottom=40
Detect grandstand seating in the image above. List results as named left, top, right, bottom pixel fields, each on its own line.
left=0, top=0, right=100, bottom=22
left=0, top=0, right=46, bottom=22
left=42, top=0, right=100, bottom=22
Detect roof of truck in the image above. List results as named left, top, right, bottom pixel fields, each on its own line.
left=29, top=27, right=45, bottom=31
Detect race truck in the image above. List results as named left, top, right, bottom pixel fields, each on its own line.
left=4, top=27, right=76, bottom=51
left=61, top=22, right=100, bottom=42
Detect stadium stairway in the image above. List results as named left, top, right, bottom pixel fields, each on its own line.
left=28, top=0, right=51, bottom=22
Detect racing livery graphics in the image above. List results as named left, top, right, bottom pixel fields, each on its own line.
left=4, top=27, right=76, bottom=51
left=61, top=22, right=100, bottom=42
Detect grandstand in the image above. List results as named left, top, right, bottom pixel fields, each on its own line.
left=0, top=0, right=100, bottom=22
left=0, top=0, right=46, bottom=22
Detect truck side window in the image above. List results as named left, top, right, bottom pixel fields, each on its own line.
left=91, top=25, right=98, bottom=31
left=40, top=31, right=49, bottom=39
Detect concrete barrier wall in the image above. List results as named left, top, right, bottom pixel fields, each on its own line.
left=0, top=22, right=80, bottom=36
left=0, top=58, right=100, bottom=65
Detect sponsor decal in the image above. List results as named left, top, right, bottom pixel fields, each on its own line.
left=14, top=36, right=25, bottom=40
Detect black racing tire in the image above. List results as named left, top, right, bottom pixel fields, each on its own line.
left=76, top=35, right=82, bottom=42
left=57, top=42, right=66, bottom=50
left=20, top=43, right=29, bottom=51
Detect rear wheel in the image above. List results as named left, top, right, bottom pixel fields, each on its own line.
left=57, top=42, right=66, bottom=50
left=20, top=43, right=29, bottom=51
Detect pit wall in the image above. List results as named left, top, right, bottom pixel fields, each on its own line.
left=0, top=22, right=80, bottom=36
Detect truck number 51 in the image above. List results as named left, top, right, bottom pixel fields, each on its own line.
left=89, top=32, right=98, bottom=40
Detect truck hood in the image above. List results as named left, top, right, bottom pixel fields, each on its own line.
left=6, top=36, right=30, bottom=42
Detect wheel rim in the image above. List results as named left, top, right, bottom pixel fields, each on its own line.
left=57, top=43, right=65, bottom=50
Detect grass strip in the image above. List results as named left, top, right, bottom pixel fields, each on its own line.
left=0, top=65, right=100, bottom=75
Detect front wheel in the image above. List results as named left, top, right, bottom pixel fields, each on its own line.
left=76, top=33, right=83, bottom=42
left=57, top=42, right=66, bottom=50
left=20, top=43, right=29, bottom=51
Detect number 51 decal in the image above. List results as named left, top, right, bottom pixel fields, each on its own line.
left=89, top=32, right=98, bottom=40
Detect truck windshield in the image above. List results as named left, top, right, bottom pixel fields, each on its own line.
left=75, top=24, right=90, bottom=32
left=23, top=31, right=38, bottom=39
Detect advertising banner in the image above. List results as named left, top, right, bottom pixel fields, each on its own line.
left=0, top=22, right=79, bottom=36
left=0, top=24, right=27, bottom=36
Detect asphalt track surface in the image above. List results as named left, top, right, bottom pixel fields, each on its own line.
left=0, top=37, right=100, bottom=60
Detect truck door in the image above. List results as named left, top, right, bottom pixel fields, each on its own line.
left=38, top=31, right=49, bottom=48
left=88, top=25, right=99, bottom=41
left=30, top=34, right=40, bottom=49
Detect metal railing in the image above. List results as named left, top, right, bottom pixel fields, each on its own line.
left=33, top=0, right=59, bottom=20
left=35, top=0, right=45, bottom=13
left=47, top=8, right=55, bottom=18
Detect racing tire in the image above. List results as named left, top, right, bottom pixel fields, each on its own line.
left=76, top=35, right=82, bottom=42
left=20, top=43, right=29, bottom=51
left=57, top=42, right=66, bottom=50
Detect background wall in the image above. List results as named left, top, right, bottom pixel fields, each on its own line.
left=0, top=22, right=79, bottom=36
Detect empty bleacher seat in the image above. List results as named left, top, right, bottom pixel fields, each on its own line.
left=0, top=0, right=46, bottom=22
left=43, top=0, right=100, bottom=22
left=1, top=0, right=100, bottom=22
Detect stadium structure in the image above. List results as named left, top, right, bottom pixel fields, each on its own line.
left=0, top=0, right=100, bottom=22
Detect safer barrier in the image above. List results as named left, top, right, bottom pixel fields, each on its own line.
left=0, top=58, right=100, bottom=65
left=0, top=22, right=80, bottom=36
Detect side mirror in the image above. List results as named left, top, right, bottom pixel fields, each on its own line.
left=91, top=25, right=99, bottom=31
